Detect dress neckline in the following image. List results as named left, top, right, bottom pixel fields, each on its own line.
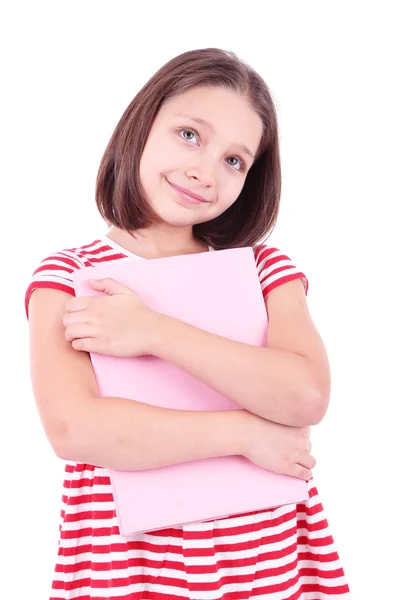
left=100, top=235, right=214, bottom=260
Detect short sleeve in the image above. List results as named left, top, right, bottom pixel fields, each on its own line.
left=24, top=249, right=85, bottom=320
left=254, top=245, right=309, bottom=299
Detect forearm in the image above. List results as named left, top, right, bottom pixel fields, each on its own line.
left=152, top=315, right=323, bottom=426
left=59, top=395, right=246, bottom=470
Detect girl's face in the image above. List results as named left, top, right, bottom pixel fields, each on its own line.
left=139, top=86, right=263, bottom=230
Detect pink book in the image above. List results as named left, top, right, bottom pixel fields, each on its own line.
left=73, top=247, right=308, bottom=536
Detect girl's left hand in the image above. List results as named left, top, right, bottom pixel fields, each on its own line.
left=63, top=278, right=161, bottom=357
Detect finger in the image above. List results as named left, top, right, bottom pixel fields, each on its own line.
left=72, top=338, right=94, bottom=352
left=72, top=337, right=109, bottom=355
left=63, top=312, right=90, bottom=328
left=292, top=464, right=313, bottom=481
left=64, top=324, right=96, bottom=342
left=297, top=451, right=316, bottom=470
left=65, top=297, right=91, bottom=313
left=88, top=278, right=134, bottom=296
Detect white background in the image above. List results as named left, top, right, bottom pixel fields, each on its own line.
left=1, top=1, right=396, bottom=598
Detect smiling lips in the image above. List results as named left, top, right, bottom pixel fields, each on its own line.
left=167, top=180, right=209, bottom=204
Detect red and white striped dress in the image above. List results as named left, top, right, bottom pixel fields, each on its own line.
left=25, top=236, right=351, bottom=600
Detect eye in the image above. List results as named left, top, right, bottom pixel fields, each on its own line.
left=226, top=156, right=246, bottom=172
left=177, top=127, right=199, bottom=145
left=176, top=127, right=246, bottom=172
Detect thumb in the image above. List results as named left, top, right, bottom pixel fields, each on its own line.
left=87, top=278, right=133, bottom=296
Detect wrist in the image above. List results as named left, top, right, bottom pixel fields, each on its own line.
left=217, top=408, right=252, bottom=458
left=231, top=409, right=253, bottom=457
left=147, top=311, right=174, bottom=356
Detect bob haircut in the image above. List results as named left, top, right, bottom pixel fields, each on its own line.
left=95, top=48, right=281, bottom=250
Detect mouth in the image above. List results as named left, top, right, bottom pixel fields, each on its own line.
left=166, top=179, right=209, bottom=204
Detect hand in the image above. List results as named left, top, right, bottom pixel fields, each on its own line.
left=241, top=412, right=316, bottom=480
left=63, top=278, right=161, bottom=357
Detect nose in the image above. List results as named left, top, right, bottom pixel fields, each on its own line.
left=185, top=155, right=217, bottom=187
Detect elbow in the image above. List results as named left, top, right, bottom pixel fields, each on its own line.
left=54, top=436, right=88, bottom=463
left=298, top=386, right=330, bottom=426
left=52, top=431, right=74, bottom=461
left=47, top=399, right=94, bottom=462
left=53, top=441, right=70, bottom=461
left=297, top=354, right=331, bottom=425
left=47, top=419, right=79, bottom=462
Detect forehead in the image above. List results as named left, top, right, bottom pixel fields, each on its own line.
left=159, top=86, right=263, bottom=157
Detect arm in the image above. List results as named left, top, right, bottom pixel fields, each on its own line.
left=28, top=288, right=246, bottom=470
left=151, top=279, right=331, bottom=427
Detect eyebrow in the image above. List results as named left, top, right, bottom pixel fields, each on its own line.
left=173, top=113, right=255, bottom=160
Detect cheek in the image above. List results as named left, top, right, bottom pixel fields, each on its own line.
left=221, top=178, right=245, bottom=208
left=140, top=140, right=184, bottom=184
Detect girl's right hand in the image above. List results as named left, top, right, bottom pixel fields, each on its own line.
left=241, top=412, right=316, bottom=481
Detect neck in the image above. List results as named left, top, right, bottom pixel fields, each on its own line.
left=105, top=226, right=209, bottom=259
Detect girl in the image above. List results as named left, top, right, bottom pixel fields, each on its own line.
left=26, top=48, right=350, bottom=599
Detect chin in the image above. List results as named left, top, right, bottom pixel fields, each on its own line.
left=163, top=214, right=202, bottom=228
left=150, top=193, right=206, bottom=224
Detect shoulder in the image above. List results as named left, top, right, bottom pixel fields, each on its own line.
left=253, top=243, right=309, bottom=299
left=24, top=239, right=113, bottom=320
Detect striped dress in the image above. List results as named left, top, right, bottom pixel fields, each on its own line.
left=25, top=236, right=351, bottom=599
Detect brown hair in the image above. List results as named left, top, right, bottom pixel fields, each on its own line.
left=95, top=48, right=281, bottom=250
